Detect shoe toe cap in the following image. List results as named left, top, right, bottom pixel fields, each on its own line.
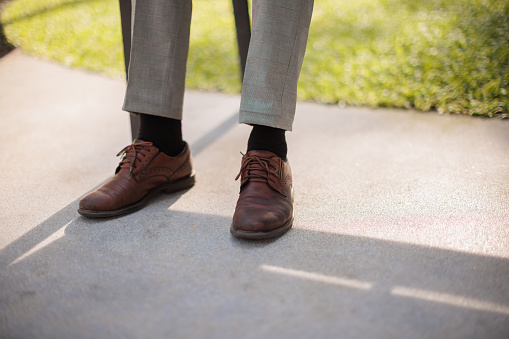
left=232, top=208, right=287, bottom=232
left=79, top=190, right=116, bottom=212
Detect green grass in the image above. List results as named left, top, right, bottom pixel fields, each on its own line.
left=2, top=0, right=508, bottom=118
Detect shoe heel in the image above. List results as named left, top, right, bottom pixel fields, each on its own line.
left=163, top=175, right=195, bottom=194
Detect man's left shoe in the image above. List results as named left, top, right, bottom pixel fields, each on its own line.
left=231, top=150, right=293, bottom=240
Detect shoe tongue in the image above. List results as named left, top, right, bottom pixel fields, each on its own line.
left=116, top=139, right=152, bottom=174
left=246, top=150, right=278, bottom=159
left=132, top=139, right=155, bottom=151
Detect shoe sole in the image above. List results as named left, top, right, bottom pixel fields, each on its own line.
left=77, top=174, right=195, bottom=218
left=230, top=218, right=293, bottom=240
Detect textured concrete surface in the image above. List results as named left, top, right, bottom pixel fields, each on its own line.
left=1, top=50, right=508, bottom=339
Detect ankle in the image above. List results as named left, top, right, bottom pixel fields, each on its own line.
left=137, top=113, right=184, bottom=156
left=247, top=125, right=287, bottom=160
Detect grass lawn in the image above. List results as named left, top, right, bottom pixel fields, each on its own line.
left=2, top=0, right=508, bottom=118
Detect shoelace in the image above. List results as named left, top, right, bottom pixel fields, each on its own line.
left=116, top=141, right=153, bottom=175
left=235, top=153, right=278, bottom=185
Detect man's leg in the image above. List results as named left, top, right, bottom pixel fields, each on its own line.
left=78, top=0, right=194, bottom=218
left=124, top=0, right=191, bottom=120
left=231, top=0, right=314, bottom=239
left=124, top=0, right=192, bottom=156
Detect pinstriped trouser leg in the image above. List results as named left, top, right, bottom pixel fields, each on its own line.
left=122, top=0, right=192, bottom=120
left=239, top=0, right=314, bottom=131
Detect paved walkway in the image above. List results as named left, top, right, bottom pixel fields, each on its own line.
left=1, top=50, right=508, bottom=338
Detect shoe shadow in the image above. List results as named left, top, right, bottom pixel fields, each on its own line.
left=0, top=184, right=189, bottom=269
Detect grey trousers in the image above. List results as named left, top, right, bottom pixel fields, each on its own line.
left=123, top=0, right=314, bottom=131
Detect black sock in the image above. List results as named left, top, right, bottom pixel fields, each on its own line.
left=247, top=125, right=287, bottom=160
left=136, top=113, right=185, bottom=156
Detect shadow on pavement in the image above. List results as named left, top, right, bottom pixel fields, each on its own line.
left=190, top=112, right=238, bottom=157
left=1, top=196, right=508, bottom=338
left=0, top=185, right=190, bottom=269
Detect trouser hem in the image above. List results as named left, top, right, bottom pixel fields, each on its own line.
left=239, top=110, right=294, bottom=131
left=122, top=102, right=183, bottom=120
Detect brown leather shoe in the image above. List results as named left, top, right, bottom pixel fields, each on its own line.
left=231, top=150, right=294, bottom=240
left=78, top=139, right=195, bottom=218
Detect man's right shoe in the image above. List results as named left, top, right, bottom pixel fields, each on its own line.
left=78, top=139, right=195, bottom=218
left=231, top=150, right=294, bottom=240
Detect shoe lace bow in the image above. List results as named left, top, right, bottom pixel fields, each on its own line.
left=116, top=141, right=153, bottom=175
left=235, top=153, right=279, bottom=186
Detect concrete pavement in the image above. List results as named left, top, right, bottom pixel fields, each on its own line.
left=1, top=50, right=508, bottom=338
